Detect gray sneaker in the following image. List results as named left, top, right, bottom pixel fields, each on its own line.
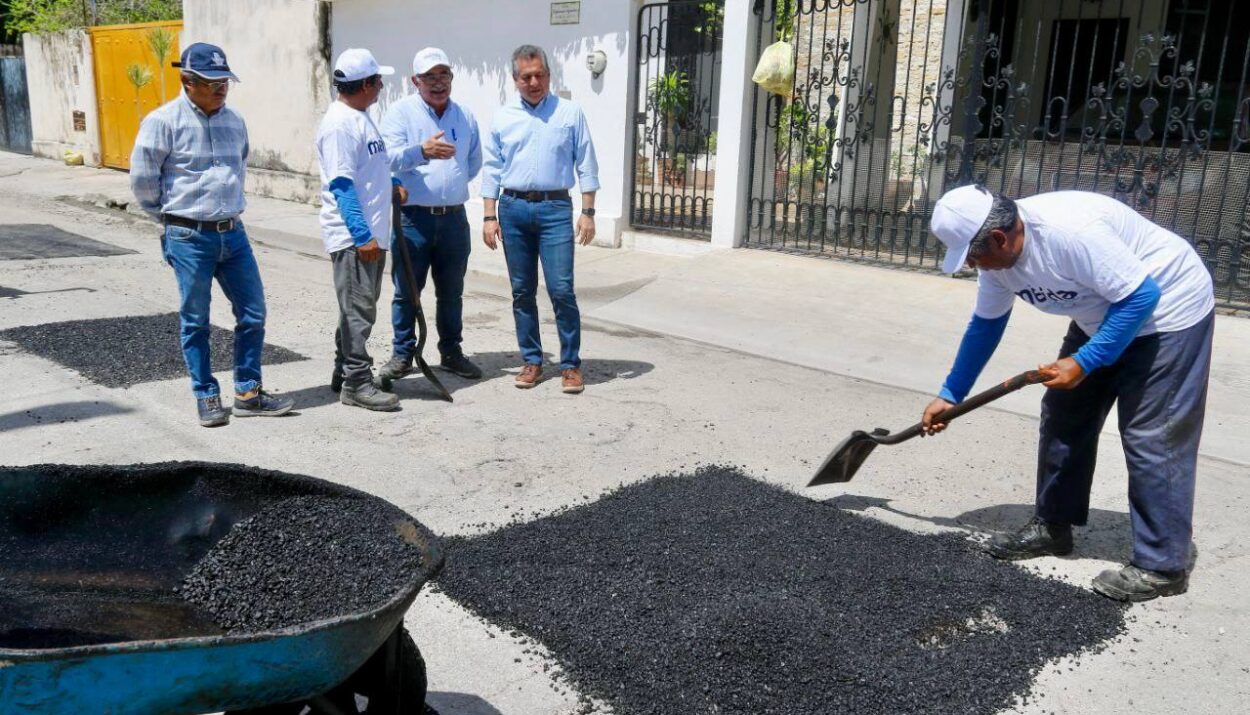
left=378, top=354, right=413, bottom=381
left=233, top=389, right=294, bottom=418
left=341, top=382, right=400, bottom=411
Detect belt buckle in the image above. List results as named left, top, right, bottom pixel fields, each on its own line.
left=525, top=191, right=542, bottom=202
left=214, top=219, right=232, bottom=232
left=430, top=206, right=448, bottom=216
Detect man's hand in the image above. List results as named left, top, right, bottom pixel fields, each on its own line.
left=483, top=220, right=501, bottom=250
left=575, top=214, right=595, bottom=246
left=921, top=397, right=955, bottom=436
left=393, top=184, right=408, bottom=205
left=422, top=131, right=456, bottom=160
left=357, top=238, right=383, bottom=263
left=1039, top=357, right=1085, bottom=390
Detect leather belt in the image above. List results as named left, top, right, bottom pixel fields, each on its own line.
left=406, top=205, right=465, bottom=216
left=502, top=189, right=570, bottom=202
left=163, top=214, right=237, bottom=233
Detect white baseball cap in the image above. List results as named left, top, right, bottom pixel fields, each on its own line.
left=931, top=185, right=995, bottom=273
left=333, top=48, right=395, bottom=83
left=413, top=47, right=451, bottom=76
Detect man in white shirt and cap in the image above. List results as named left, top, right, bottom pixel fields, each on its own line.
left=379, top=47, right=483, bottom=384
left=316, top=48, right=405, bottom=411
left=922, top=185, right=1215, bottom=602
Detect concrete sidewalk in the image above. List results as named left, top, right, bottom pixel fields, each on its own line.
left=4, top=150, right=1247, bottom=466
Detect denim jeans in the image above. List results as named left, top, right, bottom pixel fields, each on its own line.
left=391, top=207, right=471, bottom=360
left=498, top=194, right=580, bottom=369
left=1036, top=311, right=1214, bottom=572
left=161, top=222, right=266, bottom=398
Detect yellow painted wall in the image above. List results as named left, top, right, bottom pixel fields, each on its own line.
left=90, top=21, right=182, bottom=170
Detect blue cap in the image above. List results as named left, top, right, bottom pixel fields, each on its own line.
left=172, top=42, right=239, bottom=82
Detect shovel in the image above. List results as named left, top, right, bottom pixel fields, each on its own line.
left=807, top=369, right=1049, bottom=486
left=385, top=200, right=453, bottom=403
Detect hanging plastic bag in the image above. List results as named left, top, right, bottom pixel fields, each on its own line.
left=752, top=41, right=795, bottom=99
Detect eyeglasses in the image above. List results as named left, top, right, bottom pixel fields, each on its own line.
left=418, top=71, right=453, bottom=84
left=191, top=78, right=231, bottom=89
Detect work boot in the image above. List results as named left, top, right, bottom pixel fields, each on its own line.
left=233, top=389, right=295, bottom=418
left=1092, top=564, right=1188, bottom=602
left=984, top=517, right=1074, bottom=560
left=515, top=363, right=542, bottom=389
left=561, top=367, right=585, bottom=394
left=330, top=368, right=344, bottom=393
left=340, top=382, right=400, bottom=412
left=378, top=354, right=413, bottom=382
left=196, top=394, right=229, bottom=428
left=440, top=353, right=482, bottom=380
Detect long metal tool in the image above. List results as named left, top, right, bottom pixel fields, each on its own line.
left=808, top=370, right=1049, bottom=486
left=387, top=201, right=453, bottom=403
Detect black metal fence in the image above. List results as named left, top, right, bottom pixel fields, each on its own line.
left=745, top=0, right=1250, bottom=310
left=631, top=0, right=725, bottom=238
left=0, top=45, right=32, bottom=155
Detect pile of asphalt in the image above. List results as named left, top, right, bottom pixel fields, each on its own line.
left=438, top=467, right=1127, bottom=715
left=0, top=223, right=135, bottom=260
left=179, top=495, right=425, bottom=633
left=0, top=312, right=306, bottom=388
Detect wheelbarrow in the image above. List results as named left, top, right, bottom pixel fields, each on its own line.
left=0, top=462, right=445, bottom=715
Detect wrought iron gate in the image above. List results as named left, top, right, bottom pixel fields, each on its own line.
left=745, top=0, right=1250, bottom=311
left=632, top=0, right=725, bottom=237
left=0, top=47, right=32, bottom=154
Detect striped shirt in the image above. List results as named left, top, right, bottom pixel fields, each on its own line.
left=130, top=93, right=249, bottom=221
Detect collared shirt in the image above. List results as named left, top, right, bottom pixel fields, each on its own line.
left=381, top=95, right=481, bottom=206
left=130, top=93, right=249, bottom=221
left=480, top=93, right=599, bottom=198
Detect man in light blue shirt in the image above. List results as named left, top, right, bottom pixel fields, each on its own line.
left=379, top=47, right=483, bottom=381
left=481, top=44, right=599, bottom=394
left=130, top=43, right=293, bottom=427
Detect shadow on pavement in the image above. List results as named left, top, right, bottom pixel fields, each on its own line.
left=826, top=494, right=1135, bottom=563
left=425, top=691, right=505, bottom=715
left=0, top=400, right=134, bottom=433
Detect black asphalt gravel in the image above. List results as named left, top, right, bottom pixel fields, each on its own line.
left=0, top=312, right=306, bottom=388
left=437, top=466, right=1128, bottom=715
left=0, top=223, right=136, bottom=260
left=179, top=495, right=427, bottom=633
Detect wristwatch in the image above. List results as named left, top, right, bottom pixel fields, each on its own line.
left=483, top=216, right=498, bottom=222
left=581, top=208, right=596, bottom=217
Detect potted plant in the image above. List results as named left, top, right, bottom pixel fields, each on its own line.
left=649, top=69, right=691, bottom=184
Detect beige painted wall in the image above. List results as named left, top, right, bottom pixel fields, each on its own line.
left=182, top=0, right=332, bottom=203
left=23, top=29, right=102, bottom=166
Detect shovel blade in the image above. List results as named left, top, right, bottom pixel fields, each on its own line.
left=807, top=430, right=885, bottom=486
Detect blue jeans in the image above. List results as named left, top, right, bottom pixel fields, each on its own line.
left=498, top=194, right=580, bottom=369
left=1036, top=311, right=1214, bottom=573
left=161, top=222, right=266, bottom=399
left=391, top=207, right=471, bottom=360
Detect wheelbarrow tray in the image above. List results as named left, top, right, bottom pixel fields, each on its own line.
left=0, top=462, right=445, bottom=715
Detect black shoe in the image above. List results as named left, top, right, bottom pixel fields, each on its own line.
left=440, top=353, right=482, bottom=379
left=984, top=517, right=1074, bottom=560
left=1092, top=564, right=1188, bottom=602
left=196, top=395, right=230, bottom=428
left=378, top=354, right=414, bottom=381
left=233, top=389, right=294, bottom=417
left=340, top=382, right=400, bottom=412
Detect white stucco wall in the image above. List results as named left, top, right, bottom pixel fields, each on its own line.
left=331, top=0, right=638, bottom=246
left=183, top=0, right=332, bottom=203
left=23, top=30, right=102, bottom=166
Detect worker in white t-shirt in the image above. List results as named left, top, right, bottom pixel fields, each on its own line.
left=316, top=48, right=406, bottom=411
left=922, top=186, right=1215, bottom=602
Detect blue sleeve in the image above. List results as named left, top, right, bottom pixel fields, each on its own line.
left=381, top=105, right=428, bottom=173
left=1073, top=276, right=1161, bottom=373
left=328, top=177, right=373, bottom=247
left=938, top=311, right=1011, bottom=403
left=573, top=108, right=600, bottom=193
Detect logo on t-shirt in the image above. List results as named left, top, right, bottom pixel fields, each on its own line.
left=1016, top=286, right=1079, bottom=305
left=366, top=138, right=386, bottom=156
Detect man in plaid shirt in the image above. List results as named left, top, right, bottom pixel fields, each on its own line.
left=131, top=42, right=293, bottom=427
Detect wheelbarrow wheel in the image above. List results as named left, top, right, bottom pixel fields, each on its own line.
left=226, top=628, right=431, bottom=715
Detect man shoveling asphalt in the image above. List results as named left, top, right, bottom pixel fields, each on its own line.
left=922, top=186, right=1215, bottom=602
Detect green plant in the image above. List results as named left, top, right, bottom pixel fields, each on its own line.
left=774, top=0, right=797, bottom=43
left=146, top=27, right=174, bottom=104
left=694, top=1, right=723, bottom=36
left=706, top=131, right=718, bottom=155
left=5, top=0, right=179, bottom=36
left=649, top=70, right=691, bottom=124
left=126, top=62, right=153, bottom=121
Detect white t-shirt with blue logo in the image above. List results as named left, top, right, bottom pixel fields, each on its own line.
left=316, top=101, right=393, bottom=254
left=973, top=191, right=1214, bottom=336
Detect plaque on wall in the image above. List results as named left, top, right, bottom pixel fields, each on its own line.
left=550, top=1, right=580, bottom=25
left=72, top=111, right=86, bottom=132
